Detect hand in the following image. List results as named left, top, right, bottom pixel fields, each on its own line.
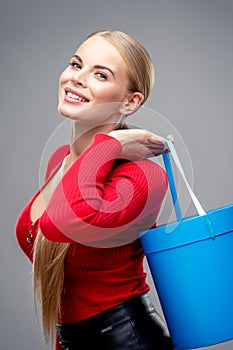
left=108, top=129, right=174, bottom=161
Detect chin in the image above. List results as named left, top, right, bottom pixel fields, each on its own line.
left=58, top=105, right=81, bottom=120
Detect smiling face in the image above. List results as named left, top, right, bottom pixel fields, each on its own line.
left=58, top=35, right=137, bottom=126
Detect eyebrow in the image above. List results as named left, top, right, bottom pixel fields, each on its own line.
left=72, top=54, right=115, bottom=77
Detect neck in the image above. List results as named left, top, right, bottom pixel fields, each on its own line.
left=68, top=121, right=117, bottom=162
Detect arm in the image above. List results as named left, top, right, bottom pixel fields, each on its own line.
left=40, top=134, right=167, bottom=245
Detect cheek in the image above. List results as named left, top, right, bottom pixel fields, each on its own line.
left=59, top=68, right=70, bottom=86
left=58, top=72, right=68, bottom=97
left=90, top=82, right=125, bottom=102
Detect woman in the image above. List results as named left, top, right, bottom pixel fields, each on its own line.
left=16, top=30, right=174, bottom=349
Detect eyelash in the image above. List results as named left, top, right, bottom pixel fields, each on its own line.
left=69, top=62, right=108, bottom=80
left=96, top=72, right=107, bottom=80
left=70, top=62, right=81, bottom=69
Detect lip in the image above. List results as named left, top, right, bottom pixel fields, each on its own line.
left=64, top=87, right=90, bottom=103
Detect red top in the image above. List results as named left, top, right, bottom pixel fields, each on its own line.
left=15, top=134, right=168, bottom=349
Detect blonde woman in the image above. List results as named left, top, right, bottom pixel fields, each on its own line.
left=16, top=30, right=174, bottom=349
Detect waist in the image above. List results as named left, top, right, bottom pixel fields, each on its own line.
left=57, top=293, right=154, bottom=337
left=58, top=242, right=149, bottom=324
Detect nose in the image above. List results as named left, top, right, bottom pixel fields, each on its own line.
left=71, top=69, right=88, bottom=87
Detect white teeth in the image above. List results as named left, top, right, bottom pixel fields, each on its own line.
left=67, top=91, right=88, bottom=102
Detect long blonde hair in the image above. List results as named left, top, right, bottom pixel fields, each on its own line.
left=33, top=231, right=70, bottom=346
left=33, top=29, right=155, bottom=347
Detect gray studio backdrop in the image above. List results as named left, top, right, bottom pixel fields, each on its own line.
left=1, top=0, right=233, bottom=349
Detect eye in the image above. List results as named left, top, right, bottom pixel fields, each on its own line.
left=70, top=62, right=82, bottom=70
left=95, top=72, right=108, bottom=80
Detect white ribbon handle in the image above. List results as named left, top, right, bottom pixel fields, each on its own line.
left=165, top=138, right=215, bottom=239
left=166, top=139, right=206, bottom=217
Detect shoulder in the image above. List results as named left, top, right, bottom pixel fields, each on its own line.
left=113, top=158, right=167, bottom=178
left=109, top=159, right=168, bottom=219
left=111, top=158, right=168, bottom=189
left=44, top=144, right=69, bottom=181
left=137, top=159, right=167, bottom=179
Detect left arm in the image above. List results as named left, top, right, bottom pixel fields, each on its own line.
left=39, top=134, right=168, bottom=244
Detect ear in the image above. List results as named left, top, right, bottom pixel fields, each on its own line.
left=121, top=92, right=144, bottom=115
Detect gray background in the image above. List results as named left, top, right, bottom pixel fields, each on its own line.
left=1, top=0, right=233, bottom=349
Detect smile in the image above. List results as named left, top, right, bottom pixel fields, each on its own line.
left=65, top=88, right=89, bottom=103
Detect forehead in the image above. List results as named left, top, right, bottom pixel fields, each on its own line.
left=74, top=36, right=127, bottom=70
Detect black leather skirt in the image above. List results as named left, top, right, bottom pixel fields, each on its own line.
left=56, top=293, right=174, bottom=349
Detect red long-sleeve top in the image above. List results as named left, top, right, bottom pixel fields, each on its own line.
left=15, top=133, right=168, bottom=349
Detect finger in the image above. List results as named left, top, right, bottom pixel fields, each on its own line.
left=146, top=145, right=167, bottom=156
left=146, top=144, right=166, bottom=151
left=147, top=138, right=166, bottom=147
left=148, top=139, right=168, bottom=152
left=166, top=134, right=174, bottom=143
